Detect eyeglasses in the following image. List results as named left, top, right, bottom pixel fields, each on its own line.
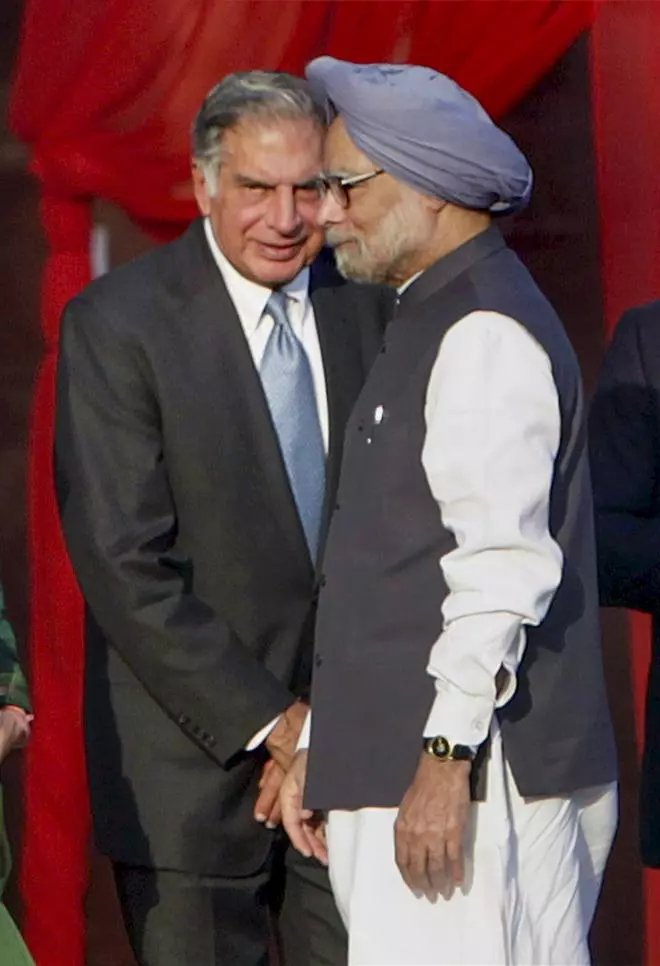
left=317, top=169, right=384, bottom=209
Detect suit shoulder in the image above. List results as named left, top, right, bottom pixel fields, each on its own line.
left=615, top=301, right=660, bottom=341
left=64, top=225, right=197, bottom=329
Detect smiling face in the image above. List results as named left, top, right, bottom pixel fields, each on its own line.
left=193, top=117, right=325, bottom=286
left=317, top=117, right=439, bottom=287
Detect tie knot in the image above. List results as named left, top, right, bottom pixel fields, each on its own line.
left=266, top=291, right=291, bottom=329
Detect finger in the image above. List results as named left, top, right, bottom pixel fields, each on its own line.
left=282, top=813, right=312, bottom=857
left=395, top=827, right=422, bottom=895
left=281, top=788, right=312, bottom=858
left=255, top=771, right=281, bottom=822
left=255, top=780, right=279, bottom=823
left=266, top=798, right=282, bottom=829
left=394, top=825, right=412, bottom=889
left=426, top=846, right=447, bottom=898
left=304, top=816, right=329, bottom=865
left=258, top=759, right=275, bottom=790
left=446, top=829, right=465, bottom=886
left=408, top=840, right=433, bottom=896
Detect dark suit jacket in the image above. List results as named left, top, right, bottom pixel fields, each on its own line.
left=589, top=301, right=660, bottom=867
left=55, top=219, right=392, bottom=875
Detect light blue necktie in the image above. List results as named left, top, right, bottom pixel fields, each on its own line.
left=260, top=291, right=326, bottom=558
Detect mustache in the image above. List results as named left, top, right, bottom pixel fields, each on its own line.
left=325, top=229, right=359, bottom=248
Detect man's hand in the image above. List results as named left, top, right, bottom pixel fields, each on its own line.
left=0, top=707, right=32, bottom=765
left=265, top=700, right=309, bottom=772
left=395, top=753, right=471, bottom=900
left=280, top=749, right=328, bottom=865
left=254, top=758, right=285, bottom=829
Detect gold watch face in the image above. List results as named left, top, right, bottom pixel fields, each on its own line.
left=430, top=736, right=450, bottom=759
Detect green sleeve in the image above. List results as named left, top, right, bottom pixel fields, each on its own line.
left=0, top=585, right=31, bottom=714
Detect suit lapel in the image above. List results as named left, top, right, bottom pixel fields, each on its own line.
left=174, top=221, right=313, bottom=576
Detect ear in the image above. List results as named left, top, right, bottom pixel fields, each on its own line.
left=191, top=162, right=212, bottom=216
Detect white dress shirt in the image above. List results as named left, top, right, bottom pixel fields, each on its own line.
left=203, top=218, right=329, bottom=451
left=203, top=219, right=329, bottom=750
left=298, top=307, right=562, bottom=756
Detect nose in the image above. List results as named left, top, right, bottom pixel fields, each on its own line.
left=267, top=186, right=302, bottom=236
left=317, top=191, right=344, bottom=229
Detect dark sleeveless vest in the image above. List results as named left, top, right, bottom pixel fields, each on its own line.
left=305, top=227, right=616, bottom=810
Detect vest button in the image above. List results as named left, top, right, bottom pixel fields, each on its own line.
left=319, top=574, right=327, bottom=587
left=314, top=654, right=324, bottom=668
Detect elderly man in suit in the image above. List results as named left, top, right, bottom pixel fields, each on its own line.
left=55, top=70, right=391, bottom=966
left=589, top=302, right=660, bottom=870
left=281, top=58, right=617, bottom=966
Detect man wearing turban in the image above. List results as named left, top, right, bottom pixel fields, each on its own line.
left=280, top=58, right=618, bottom=964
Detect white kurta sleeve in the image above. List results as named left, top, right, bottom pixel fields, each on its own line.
left=421, top=310, right=563, bottom=748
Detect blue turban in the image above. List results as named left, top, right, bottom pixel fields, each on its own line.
left=306, top=57, right=532, bottom=215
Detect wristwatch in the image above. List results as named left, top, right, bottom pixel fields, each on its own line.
left=423, top=736, right=476, bottom=762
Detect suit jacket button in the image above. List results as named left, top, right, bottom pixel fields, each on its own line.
left=319, top=575, right=327, bottom=587
left=314, top=654, right=323, bottom=668
left=178, top=714, right=190, bottom=727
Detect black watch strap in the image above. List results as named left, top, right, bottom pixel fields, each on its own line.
left=423, top=736, right=476, bottom=762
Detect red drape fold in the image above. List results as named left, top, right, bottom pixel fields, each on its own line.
left=9, top=3, right=594, bottom=963
left=21, top=194, right=91, bottom=965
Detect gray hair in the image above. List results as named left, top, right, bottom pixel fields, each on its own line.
left=192, top=71, right=325, bottom=194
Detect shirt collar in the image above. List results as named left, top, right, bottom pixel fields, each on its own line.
left=204, top=218, right=310, bottom=337
left=397, top=272, right=423, bottom=296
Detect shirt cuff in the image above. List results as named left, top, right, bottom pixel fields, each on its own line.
left=296, top=709, right=312, bottom=751
left=423, top=683, right=494, bottom=748
left=245, top=714, right=281, bottom=751
left=423, top=614, right=526, bottom=747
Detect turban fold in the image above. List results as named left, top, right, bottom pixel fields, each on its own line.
left=306, top=57, right=532, bottom=215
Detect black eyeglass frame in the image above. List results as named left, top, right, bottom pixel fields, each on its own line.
left=317, top=169, right=384, bottom=208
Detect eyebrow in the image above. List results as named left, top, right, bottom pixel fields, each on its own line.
left=234, top=173, right=320, bottom=190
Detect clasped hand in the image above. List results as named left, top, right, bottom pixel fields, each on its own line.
left=255, top=716, right=472, bottom=892
left=279, top=749, right=328, bottom=865
left=253, top=701, right=309, bottom=830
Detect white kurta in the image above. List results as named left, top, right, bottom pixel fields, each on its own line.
left=326, top=725, right=617, bottom=965
left=307, top=309, right=617, bottom=965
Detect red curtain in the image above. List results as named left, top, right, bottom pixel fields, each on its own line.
left=9, top=2, right=594, bottom=963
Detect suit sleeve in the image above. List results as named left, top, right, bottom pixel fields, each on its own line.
left=589, top=308, right=660, bottom=612
left=55, top=295, right=293, bottom=766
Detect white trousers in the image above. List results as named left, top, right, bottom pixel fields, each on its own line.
left=326, top=728, right=617, bottom=966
